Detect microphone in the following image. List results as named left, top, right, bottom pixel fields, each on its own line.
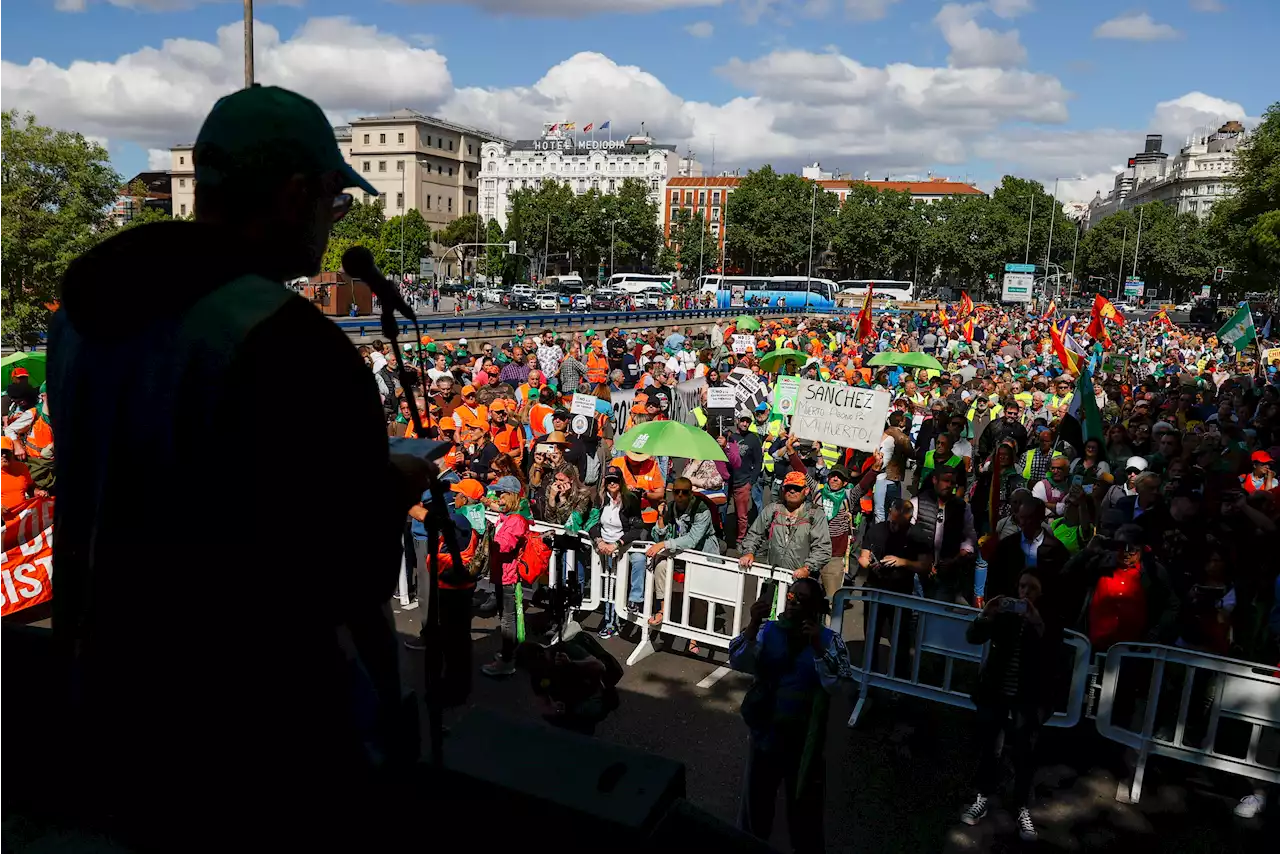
left=342, top=245, right=416, bottom=321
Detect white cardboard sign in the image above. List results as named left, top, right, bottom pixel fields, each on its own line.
left=570, top=393, right=599, bottom=417
left=788, top=379, right=892, bottom=452
left=706, top=387, right=737, bottom=411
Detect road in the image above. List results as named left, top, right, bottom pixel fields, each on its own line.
left=391, top=590, right=1271, bottom=853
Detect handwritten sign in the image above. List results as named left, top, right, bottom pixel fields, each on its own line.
left=789, top=380, right=891, bottom=452
left=570, top=392, right=599, bottom=417
left=732, top=334, right=756, bottom=355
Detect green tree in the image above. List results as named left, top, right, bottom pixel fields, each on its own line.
left=1207, top=102, right=1280, bottom=291
left=1080, top=203, right=1215, bottom=301
left=1077, top=208, right=1136, bottom=296
left=609, top=177, right=662, bottom=273
left=507, top=180, right=576, bottom=278
left=480, top=218, right=506, bottom=279
left=2, top=111, right=121, bottom=345
left=724, top=167, right=838, bottom=275
left=324, top=198, right=387, bottom=273
left=665, top=207, right=716, bottom=279
left=382, top=208, right=431, bottom=280
left=433, top=211, right=483, bottom=277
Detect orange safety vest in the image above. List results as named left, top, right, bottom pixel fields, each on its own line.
left=1241, top=472, right=1275, bottom=493
left=453, top=404, right=488, bottom=432
left=585, top=351, right=608, bottom=385
left=527, top=403, right=554, bottom=445
left=437, top=529, right=479, bottom=590
left=491, top=424, right=524, bottom=463
left=23, top=410, right=53, bottom=457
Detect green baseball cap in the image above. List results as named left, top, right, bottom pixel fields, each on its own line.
left=195, top=85, right=377, bottom=196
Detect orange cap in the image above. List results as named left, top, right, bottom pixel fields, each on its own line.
left=461, top=385, right=476, bottom=396
left=1, top=436, right=13, bottom=452
left=489, top=398, right=508, bottom=412
left=451, top=479, right=486, bottom=501
left=782, top=471, right=808, bottom=488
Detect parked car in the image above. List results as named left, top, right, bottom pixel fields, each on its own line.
left=536, top=293, right=559, bottom=311
left=510, top=294, right=537, bottom=311
left=589, top=290, right=623, bottom=310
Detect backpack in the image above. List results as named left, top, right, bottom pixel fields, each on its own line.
left=517, top=531, right=553, bottom=584
left=466, top=529, right=491, bottom=582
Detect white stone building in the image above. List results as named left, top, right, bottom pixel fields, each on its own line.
left=1084, top=121, right=1248, bottom=229
left=478, top=127, right=691, bottom=230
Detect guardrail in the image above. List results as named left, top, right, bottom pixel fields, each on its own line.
left=829, top=587, right=1090, bottom=730
left=334, top=306, right=806, bottom=339
left=1096, top=641, right=1280, bottom=804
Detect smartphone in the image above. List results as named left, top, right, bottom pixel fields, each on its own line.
left=1071, top=473, right=1084, bottom=488
left=998, top=598, right=1028, bottom=615
left=1083, top=484, right=1094, bottom=495
left=535, top=443, right=554, bottom=455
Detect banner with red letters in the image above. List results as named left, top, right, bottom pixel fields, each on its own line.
left=1, top=497, right=54, bottom=617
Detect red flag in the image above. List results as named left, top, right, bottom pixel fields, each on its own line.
left=1153, top=308, right=1174, bottom=328
left=855, top=286, right=875, bottom=342
left=939, top=304, right=951, bottom=330
left=959, top=291, right=974, bottom=318
left=1050, top=318, right=1081, bottom=374
left=962, top=317, right=974, bottom=343
left=1091, top=294, right=1127, bottom=327
left=1044, top=299, right=1057, bottom=318
left=1086, top=314, right=1113, bottom=348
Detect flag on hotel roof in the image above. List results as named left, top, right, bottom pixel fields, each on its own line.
left=583, top=123, right=594, bottom=133
left=599, top=121, right=610, bottom=130
left=562, top=122, right=576, bottom=131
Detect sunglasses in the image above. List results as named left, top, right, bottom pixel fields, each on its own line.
left=331, top=192, right=354, bottom=222
left=782, top=485, right=805, bottom=493
left=672, top=488, right=693, bottom=495
left=464, top=393, right=476, bottom=398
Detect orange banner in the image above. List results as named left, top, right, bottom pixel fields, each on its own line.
left=2, top=497, right=54, bottom=617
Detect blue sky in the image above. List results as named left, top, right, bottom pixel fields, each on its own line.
left=3, top=1, right=1275, bottom=201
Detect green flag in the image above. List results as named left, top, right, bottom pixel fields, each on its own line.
left=1069, top=368, right=1105, bottom=445
left=1217, top=303, right=1256, bottom=350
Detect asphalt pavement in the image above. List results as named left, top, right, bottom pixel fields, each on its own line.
left=391, top=587, right=1272, bottom=854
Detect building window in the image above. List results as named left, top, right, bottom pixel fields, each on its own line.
left=180, top=203, right=187, bottom=216
left=670, top=206, right=678, bottom=222
left=178, top=178, right=186, bottom=188
left=396, top=160, right=404, bottom=172
left=378, top=161, right=386, bottom=172
left=438, top=165, right=444, bottom=175
left=437, top=196, right=443, bottom=210
left=426, top=195, right=431, bottom=210
left=378, top=193, right=386, bottom=206
left=698, top=191, right=706, bottom=205
left=467, top=144, right=473, bottom=155
left=467, top=199, right=472, bottom=213
left=448, top=167, right=454, bottom=176
left=712, top=191, right=720, bottom=204
left=379, top=133, right=386, bottom=144
left=396, top=192, right=404, bottom=209
left=362, top=134, right=369, bottom=144
left=487, top=160, right=496, bottom=172
left=362, top=161, right=371, bottom=173
left=363, top=193, right=370, bottom=204
left=448, top=197, right=453, bottom=212
left=671, top=190, right=679, bottom=202
left=449, top=140, right=454, bottom=151
left=684, top=191, right=693, bottom=204
left=651, top=180, right=659, bottom=191
left=437, top=138, right=443, bottom=149
left=397, top=132, right=404, bottom=144
left=179, top=156, right=185, bottom=165
left=426, top=134, right=432, bottom=147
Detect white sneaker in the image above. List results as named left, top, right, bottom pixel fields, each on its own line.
left=1016, top=807, right=1037, bottom=842
left=959, top=794, right=988, bottom=826
left=481, top=657, right=516, bottom=677
left=1233, top=792, right=1266, bottom=818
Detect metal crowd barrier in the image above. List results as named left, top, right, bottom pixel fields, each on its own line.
left=829, top=587, right=1091, bottom=730
left=1095, top=642, right=1280, bottom=804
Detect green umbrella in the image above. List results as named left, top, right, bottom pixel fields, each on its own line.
left=614, top=420, right=727, bottom=462
left=868, top=351, right=944, bottom=372
left=1, top=352, right=47, bottom=388
left=757, top=347, right=806, bottom=373
left=733, top=315, right=762, bottom=331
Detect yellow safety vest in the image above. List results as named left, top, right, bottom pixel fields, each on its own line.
left=1020, top=448, right=1063, bottom=479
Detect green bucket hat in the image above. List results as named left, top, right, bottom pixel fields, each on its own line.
left=195, top=85, right=377, bottom=196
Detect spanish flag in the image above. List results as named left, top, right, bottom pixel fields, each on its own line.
left=1044, top=299, right=1057, bottom=318
left=959, top=291, right=974, bottom=318
left=1051, top=318, right=1081, bottom=374
left=1091, top=293, right=1126, bottom=327
left=939, top=304, right=951, bottom=330
left=855, top=286, right=875, bottom=342
left=962, top=317, right=975, bottom=343
left=1153, top=308, right=1174, bottom=328
left=561, top=122, right=577, bottom=131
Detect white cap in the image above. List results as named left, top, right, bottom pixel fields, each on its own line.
left=458, top=337, right=468, bottom=345
left=1126, top=456, right=1149, bottom=472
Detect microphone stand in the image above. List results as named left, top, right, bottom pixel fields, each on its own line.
left=382, top=298, right=460, bottom=767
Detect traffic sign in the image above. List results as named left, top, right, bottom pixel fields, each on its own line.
left=1001, top=272, right=1033, bottom=303
left=1124, top=277, right=1144, bottom=298
left=419, top=257, right=433, bottom=277
left=1004, top=263, right=1036, bottom=273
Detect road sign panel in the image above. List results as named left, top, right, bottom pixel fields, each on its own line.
left=1004, top=263, right=1036, bottom=273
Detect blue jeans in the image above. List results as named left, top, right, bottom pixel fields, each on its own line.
left=600, top=550, right=647, bottom=627
left=751, top=480, right=764, bottom=518
left=873, top=477, right=902, bottom=523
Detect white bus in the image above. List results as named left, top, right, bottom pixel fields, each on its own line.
left=836, top=279, right=916, bottom=301
left=697, top=275, right=838, bottom=310
left=606, top=272, right=673, bottom=294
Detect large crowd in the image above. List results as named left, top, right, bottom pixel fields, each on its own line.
left=323, top=296, right=1280, bottom=846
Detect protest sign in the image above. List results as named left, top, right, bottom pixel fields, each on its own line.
left=707, top=386, right=737, bottom=412
left=732, top=334, right=756, bottom=355
left=2, top=497, right=55, bottom=617
left=789, top=380, right=891, bottom=452
left=570, top=393, right=598, bottom=417
left=772, top=376, right=801, bottom=417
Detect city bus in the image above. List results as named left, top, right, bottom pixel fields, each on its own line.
left=697, top=275, right=838, bottom=311
left=835, top=279, right=916, bottom=302
left=606, top=272, right=673, bottom=294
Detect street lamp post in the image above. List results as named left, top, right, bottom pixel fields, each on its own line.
left=1044, top=178, right=1059, bottom=275
left=804, top=181, right=817, bottom=309
left=1024, top=194, right=1035, bottom=264
left=1116, top=224, right=1128, bottom=301
left=1069, top=220, right=1081, bottom=298
left=609, top=220, right=617, bottom=276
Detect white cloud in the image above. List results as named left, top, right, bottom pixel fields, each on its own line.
left=843, top=0, right=900, bottom=20
left=685, top=21, right=715, bottom=37
left=1189, top=0, right=1224, bottom=11
left=395, top=0, right=726, bottom=15
left=935, top=3, right=1027, bottom=68
left=1150, top=91, right=1252, bottom=138
left=1, top=17, right=453, bottom=149
left=147, top=148, right=172, bottom=170
left=1093, top=12, right=1182, bottom=41
left=987, top=0, right=1033, bottom=17
left=57, top=0, right=305, bottom=10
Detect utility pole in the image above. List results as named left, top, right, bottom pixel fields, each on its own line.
left=399, top=166, right=405, bottom=285
left=542, top=214, right=550, bottom=283
left=1024, top=194, right=1035, bottom=264
left=804, top=180, right=817, bottom=309
left=243, top=0, right=254, bottom=88
left=1116, top=223, right=1128, bottom=301
left=1069, top=220, right=1081, bottom=298
left=610, top=220, right=617, bottom=275
left=1130, top=204, right=1144, bottom=281
left=1044, top=178, right=1058, bottom=275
